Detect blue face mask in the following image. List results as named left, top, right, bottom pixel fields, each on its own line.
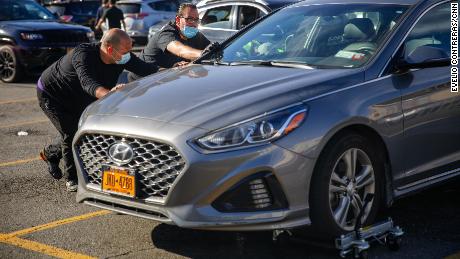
left=113, top=49, right=131, bottom=65
left=182, top=26, right=198, bottom=39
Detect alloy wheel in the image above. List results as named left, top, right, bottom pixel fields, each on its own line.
left=0, top=49, right=16, bottom=81
left=329, top=148, right=375, bottom=231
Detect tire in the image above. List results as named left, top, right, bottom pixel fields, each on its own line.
left=0, top=45, right=23, bottom=83
left=309, top=132, right=385, bottom=238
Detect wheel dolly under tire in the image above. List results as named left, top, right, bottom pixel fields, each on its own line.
left=272, top=194, right=404, bottom=259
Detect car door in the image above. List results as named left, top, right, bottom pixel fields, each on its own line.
left=199, top=4, right=237, bottom=43
left=393, top=2, right=460, bottom=187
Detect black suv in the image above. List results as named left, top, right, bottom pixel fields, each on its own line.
left=0, top=0, right=95, bottom=83
left=44, top=0, right=101, bottom=30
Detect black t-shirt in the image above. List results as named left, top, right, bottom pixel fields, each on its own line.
left=140, top=21, right=210, bottom=68
left=101, top=6, right=124, bottom=29
left=40, top=43, right=158, bottom=113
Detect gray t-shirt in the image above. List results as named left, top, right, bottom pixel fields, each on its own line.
left=140, top=21, right=210, bottom=68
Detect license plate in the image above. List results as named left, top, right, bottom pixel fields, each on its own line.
left=102, top=167, right=135, bottom=197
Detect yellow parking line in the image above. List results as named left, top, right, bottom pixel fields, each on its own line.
left=0, top=235, right=95, bottom=259
left=0, top=157, right=40, bottom=167
left=0, top=98, right=37, bottom=105
left=0, top=210, right=110, bottom=258
left=0, top=119, right=48, bottom=129
left=7, top=210, right=111, bottom=237
left=446, top=252, right=460, bottom=259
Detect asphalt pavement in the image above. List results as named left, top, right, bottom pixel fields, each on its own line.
left=0, top=77, right=459, bottom=259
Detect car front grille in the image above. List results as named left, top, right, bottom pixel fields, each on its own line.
left=41, top=30, right=89, bottom=45
left=76, top=134, right=186, bottom=201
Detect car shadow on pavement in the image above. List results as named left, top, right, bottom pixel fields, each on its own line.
left=384, top=178, right=460, bottom=241
left=150, top=179, right=460, bottom=259
left=150, top=223, right=338, bottom=259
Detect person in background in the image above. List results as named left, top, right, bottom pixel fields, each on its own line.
left=37, top=29, right=158, bottom=192
left=95, top=0, right=125, bottom=31
left=95, top=0, right=109, bottom=29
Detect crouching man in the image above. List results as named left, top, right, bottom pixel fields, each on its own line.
left=37, top=29, right=158, bottom=191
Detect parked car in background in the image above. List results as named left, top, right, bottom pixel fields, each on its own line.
left=113, top=0, right=180, bottom=45
left=75, top=0, right=457, bottom=238
left=148, top=0, right=300, bottom=42
left=44, top=0, right=100, bottom=30
left=0, top=0, right=95, bottom=82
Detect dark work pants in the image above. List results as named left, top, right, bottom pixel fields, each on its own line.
left=37, top=88, right=80, bottom=182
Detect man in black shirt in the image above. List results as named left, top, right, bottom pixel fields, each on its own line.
left=95, top=0, right=125, bottom=31
left=128, top=3, right=210, bottom=81
left=37, top=29, right=158, bottom=192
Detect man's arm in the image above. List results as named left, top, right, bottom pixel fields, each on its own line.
left=95, top=17, right=105, bottom=30
left=166, top=40, right=203, bottom=61
left=95, top=9, right=108, bottom=30
left=72, top=48, right=112, bottom=99
left=124, top=53, right=159, bottom=76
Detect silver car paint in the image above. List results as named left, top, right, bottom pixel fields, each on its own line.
left=74, top=114, right=315, bottom=230
left=74, top=0, right=459, bottom=230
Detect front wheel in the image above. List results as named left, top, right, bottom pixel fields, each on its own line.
left=0, top=45, right=23, bottom=83
left=309, top=132, right=385, bottom=237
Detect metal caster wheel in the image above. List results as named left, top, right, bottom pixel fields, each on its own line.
left=386, top=234, right=402, bottom=251
left=354, top=248, right=368, bottom=259
left=273, top=232, right=291, bottom=247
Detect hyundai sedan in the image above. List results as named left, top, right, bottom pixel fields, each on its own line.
left=74, top=0, right=458, bottom=237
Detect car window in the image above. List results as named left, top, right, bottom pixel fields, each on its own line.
left=201, top=6, right=232, bottom=29
left=404, top=2, right=449, bottom=57
left=238, top=5, right=264, bottom=29
left=68, top=2, right=100, bottom=16
left=221, top=4, right=408, bottom=68
left=0, top=0, right=55, bottom=21
left=148, top=1, right=177, bottom=12
left=46, top=5, right=65, bottom=16
left=117, top=3, right=141, bottom=14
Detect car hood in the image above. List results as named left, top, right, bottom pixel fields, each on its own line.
left=86, top=64, right=362, bottom=130
left=0, top=20, right=88, bottom=31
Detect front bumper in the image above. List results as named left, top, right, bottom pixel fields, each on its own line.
left=74, top=115, right=316, bottom=231
left=15, top=45, right=74, bottom=74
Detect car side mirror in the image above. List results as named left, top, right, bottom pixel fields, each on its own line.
left=396, top=45, right=450, bottom=71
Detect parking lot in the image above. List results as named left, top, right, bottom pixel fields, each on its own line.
left=1, top=78, right=460, bottom=259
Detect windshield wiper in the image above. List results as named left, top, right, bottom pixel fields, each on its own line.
left=229, top=60, right=314, bottom=69
left=200, top=59, right=230, bottom=65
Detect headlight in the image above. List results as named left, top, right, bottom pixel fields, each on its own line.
left=195, top=105, right=307, bottom=151
left=20, top=33, right=43, bottom=40
left=86, top=31, right=95, bottom=42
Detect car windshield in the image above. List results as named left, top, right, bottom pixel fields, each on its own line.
left=221, top=4, right=409, bottom=68
left=0, top=0, right=56, bottom=21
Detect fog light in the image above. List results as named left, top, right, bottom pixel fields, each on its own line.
left=212, top=173, right=288, bottom=212
left=249, top=179, right=272, bottom=208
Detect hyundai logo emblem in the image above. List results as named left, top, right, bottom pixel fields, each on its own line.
left=108, top=142, right=134, bottom=165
